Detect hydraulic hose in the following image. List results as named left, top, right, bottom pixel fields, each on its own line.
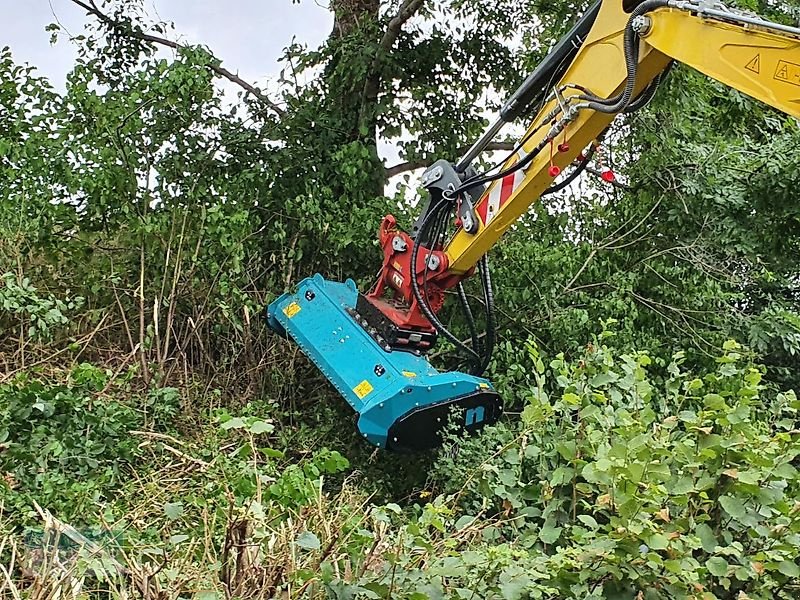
left=457, top=282, right=482, bottom=357
left=623, top=61, right=673, bottom=113
left=580, top=0, right=671, bottom=113
left=410, top=200, right=483, bottom=369
left=478, top=255, right=496, bottom=374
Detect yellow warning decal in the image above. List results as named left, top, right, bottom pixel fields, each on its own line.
left=283, top=302, right=301, bottom=318
left=745, top=54, right=760, bottom=74
left=774, top=60, right=800, bottom=87
left=353, top=380, right=374, bottom=399
left=479, top=382, right=490, bottom=389
left=402, top=371, right=417, bottom=378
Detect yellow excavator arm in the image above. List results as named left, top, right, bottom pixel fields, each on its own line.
left=445, top=0, right=800, bottom=274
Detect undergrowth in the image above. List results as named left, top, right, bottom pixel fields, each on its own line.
left=2, top=326, right=798, bottom=599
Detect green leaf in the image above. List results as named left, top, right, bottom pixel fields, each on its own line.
left=706, top=556, right=729, bottom=577
left=670, top=477, right=695, bottom=495
left=164, top=502, right=183, bottom=521
left=704, top=393, right=726, bottom=410
left=695, top=523, right=718, bottom=552
left=718, top=495, right=747, bottom=522
left=647, top=533, right=669, bottom=550
left=778, top=561, right=800, bottom=577
left=590, top=372, right=618, bottom=387
left=538, top=524, right=562, bottom=544
left=221, top=417, right=245, bottom=430
left=774, top=463, right=798, bottom=479
left=577, top=515, right=598, bottom=529
left=296, top=531, right=321, bottom=551
left=169, top=534, right=190, bottom=544
left=455, top=515, right=476, bottom=530
left=248, top=420, right=274, bottom=434
left=562, top=392, right=580, bottom=406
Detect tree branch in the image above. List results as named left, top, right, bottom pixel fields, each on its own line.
left=68, top=0, right=285, bottom=117
left=385, top=141, right=516, bottom=179
left=380, top=0, right=426, bottom=54
left=361, top=0, right=426, bottom=127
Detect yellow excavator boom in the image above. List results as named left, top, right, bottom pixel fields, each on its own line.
left=445, top=0, right=800, bottom=274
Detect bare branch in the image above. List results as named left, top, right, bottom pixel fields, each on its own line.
left=380, top=0, right=426, bottom=54
left=385, top=141, right=517, bottom=179
left=361, top=0, right=426, bottom=125
left=68, top=0, right=285, bottom=117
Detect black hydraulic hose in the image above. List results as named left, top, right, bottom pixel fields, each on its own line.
left=478, top=256, right=496, bottom=375
left=542, top=146, right=594, bottom=196
left=623, top=73, right=662, bottom=113
left=457, top=282, right=482, bottom=357
left=580, top=0, right=670, bottom=113
left=411, top=200, right=483, bottom=368
left=623, top=61, right=673, bottom=113
left=449, top=132, right=553, bottom=200
left=411, top=200, right=498, bottom=376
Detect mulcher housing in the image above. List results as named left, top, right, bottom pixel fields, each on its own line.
left=267, top=275, right=502, bottom=452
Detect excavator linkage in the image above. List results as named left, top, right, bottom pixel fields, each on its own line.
left=267, top=274, right=502, bottom=452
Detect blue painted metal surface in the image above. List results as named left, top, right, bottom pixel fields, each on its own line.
left=267, top=274, right=496, bottom=449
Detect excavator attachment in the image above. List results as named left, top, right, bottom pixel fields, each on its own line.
left=267, top=274, right=502, bottom=452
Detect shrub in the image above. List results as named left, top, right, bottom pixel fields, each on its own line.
left=0, top=364, right=141, bottom=521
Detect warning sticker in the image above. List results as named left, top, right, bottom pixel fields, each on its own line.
left=774, top=60, right=800, bottom=87
left=745, top=54, right=760, bottom=74
left=402, top=371, right=417, bottom=378
left=283, top=302, right=301, bottom=318
left=353, top=380, right=374, bottom=399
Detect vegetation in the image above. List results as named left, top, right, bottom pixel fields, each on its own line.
left=1, top=0, right=799, bottom=598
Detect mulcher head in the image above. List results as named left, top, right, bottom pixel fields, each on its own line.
left=267, top=274, right=502, bottom=452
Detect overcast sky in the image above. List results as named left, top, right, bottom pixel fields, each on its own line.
left=2, top=1, right=334, bottom=92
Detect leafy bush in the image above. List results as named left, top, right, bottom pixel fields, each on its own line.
left=426, top=334, right=800, bottom=598
left=0, top=364, right=141, bottom=520
left=0, top=272, right=84, bottom=341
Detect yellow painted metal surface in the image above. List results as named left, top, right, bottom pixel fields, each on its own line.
left=641, top=7, right=800, bottom=118
left=444, top=0, right=799, bottom=275
left=445, top=0, right=671, bottom=274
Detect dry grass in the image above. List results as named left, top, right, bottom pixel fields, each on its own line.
left=0, top=471, right=409, bottom=600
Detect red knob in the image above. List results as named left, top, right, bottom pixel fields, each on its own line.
left=601, top=169, right=616, bottom=183
left=558, top=142, right=570, bottom=153
left=548, top=165, right=561, bottom=177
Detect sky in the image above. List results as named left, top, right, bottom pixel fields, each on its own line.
left=1, top=1, right=418, bottom=172
left=2, top=0, right=334, bottom=93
